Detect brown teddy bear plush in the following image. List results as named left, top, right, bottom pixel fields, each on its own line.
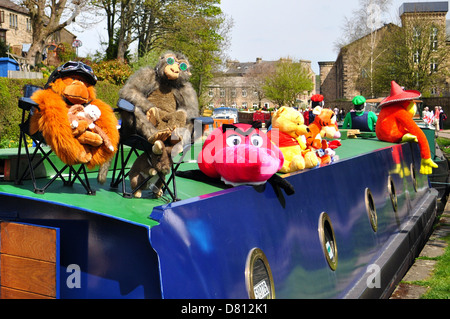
left=68, top=103, right=115, bottom=152
left=29, top=61, right=119, bottom=168
left=128, top=140, right=173, bottom=198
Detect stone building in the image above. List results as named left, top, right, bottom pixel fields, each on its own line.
left=0, top=0, right=32, bottom=55
left=0, top=0, right=76, bottom=66
left=319, top=1, right=450, bottom=104
left=204, top=58, right=316, bottom=110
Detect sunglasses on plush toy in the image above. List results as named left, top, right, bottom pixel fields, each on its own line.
left=60, top=61, right=95, bottom=75
left=58, top=61, right=97, bottom=83
left=166, top=57, right=189, bottom=71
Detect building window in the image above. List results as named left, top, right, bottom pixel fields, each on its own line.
left=0, top=30, right=6, bottom=43
left=242, top=102, right=248, bottom=109
left=431, top=59, right=438, bottom=73
left=26, top=18, right=32, bottom=32
left=220, top=88, right=225, bottom=98
left=413, top=27, right=421, bottom=40
left=0, top=11, right=5, bottom=23
left=413, top=51, right=420, bottom=64
left=9, top=13, right=18, bottom=29
left=431, top=87, right=437, bottom=95
left=231, top=88, right=236, bottom=98
left=208, top=89, right=214, bottom=97
left=430, top=27, right=438, bottom=51
left=242, top=89, right=247, bottom=97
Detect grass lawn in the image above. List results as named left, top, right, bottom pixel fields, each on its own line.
left=415, top=137, right=450, bottom=299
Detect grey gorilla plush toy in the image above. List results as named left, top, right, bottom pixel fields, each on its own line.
left=118, top=51, right=199, bottom=144
left=97, top=51, right=199, bottom=185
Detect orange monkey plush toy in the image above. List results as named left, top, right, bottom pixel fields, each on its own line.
left=376, top=81, right=437, bottom=175
left=29, top=61, right=119, bottom=169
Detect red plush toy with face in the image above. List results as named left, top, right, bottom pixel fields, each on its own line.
left=198, top=123, right=284, bottom=186
left=376, top=81, right=437, bottom=175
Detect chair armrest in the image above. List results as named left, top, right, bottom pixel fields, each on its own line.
left=18, top=97, right=39, bottom=111
left=116, top=98, right=135, bottom=112
left=193, top=116, right=214, bottom=125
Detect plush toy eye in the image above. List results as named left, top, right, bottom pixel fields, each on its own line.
left=226, top=135, right=242, bottom=147
left=179, top=62, right=188, bottom=71
left=251, top=134, right=263, bottom=148
left=166, top=57, right=175, bottom=65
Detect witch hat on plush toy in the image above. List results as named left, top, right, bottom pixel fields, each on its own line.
left=379, top=81, right=421, bottom=108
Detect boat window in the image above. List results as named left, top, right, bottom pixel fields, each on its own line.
left=388, top=176, right=398, bottom=212
left=318, top=213, right=338, bottom=271
left=365, top=188, right=378, bottom=232
left=245, top=248, right=275, bottom=299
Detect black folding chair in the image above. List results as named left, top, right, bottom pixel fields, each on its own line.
left=110, top=98, right=212, bottom=201
left=15, top=85, right=95, bottom=195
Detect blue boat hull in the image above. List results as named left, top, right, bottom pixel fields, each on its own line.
left=0, top=141, right=438, bottom=298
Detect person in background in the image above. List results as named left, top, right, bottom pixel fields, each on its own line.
left=439, top=106, right=447, bottom=131
left=342, top=95, right=378, bottom=132
left=339, top=108, right=346, bottom=121
left=434, top=106, right=440, bottom=131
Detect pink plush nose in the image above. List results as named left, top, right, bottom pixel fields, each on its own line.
left=213, top=144, right=282, bottom=184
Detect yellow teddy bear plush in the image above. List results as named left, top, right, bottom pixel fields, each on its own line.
left=267, top=107, right=319, bottom=173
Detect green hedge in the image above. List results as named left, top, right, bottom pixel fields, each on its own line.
left=0, top=78, right=121, bottom=148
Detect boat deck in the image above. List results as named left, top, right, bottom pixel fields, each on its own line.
left=0, top=133, right=396, bottom=227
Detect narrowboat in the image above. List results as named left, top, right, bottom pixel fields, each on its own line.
left=0, top=122, right=446, bottom=299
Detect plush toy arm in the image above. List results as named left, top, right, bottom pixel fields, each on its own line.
left=397, top=110, right=432, bottom=160
left=401, top=133, right=418, bottom=143
left=420, top=158, right=438, bottom=175
left=119, top=67, right=158, bottom=113
left=342, top=113, right=351, bottom=129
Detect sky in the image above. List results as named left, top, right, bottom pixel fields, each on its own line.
left=69, top=0, right=446, bottom=74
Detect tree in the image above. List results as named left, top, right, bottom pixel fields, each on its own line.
left=263, top=58, right=314, bottom=108
left=335, top=0, right=393, bottom=98
left=244, top=60, right=275, bottom=108
left=15, top=0, right=90, bottom=66
left=373, top=16, right=450, bottom=96
left=164, top=0, right=231, bottom=101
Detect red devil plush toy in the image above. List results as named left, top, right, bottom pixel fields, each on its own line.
left=176, top=123, right=294, bottom=195
left=198, top=123, right=284, bottom=186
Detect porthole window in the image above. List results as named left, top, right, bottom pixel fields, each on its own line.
left=388, top=176, right=398, bottom=212
left=245, top=248, right=275, bottom=299
left=410, top=163, right=418, bottom=192
left=365, top=188, right=378, bottom=232
left=318, top=213, right=338, bottom=271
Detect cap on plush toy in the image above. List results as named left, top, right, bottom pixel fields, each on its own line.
left=352, top=95, right=366, bottom=111
left=379, top=81, right=421, bottom=108
left=311, top=94, right=324, bottom=107
left=45, top=61, right=97, bottom=89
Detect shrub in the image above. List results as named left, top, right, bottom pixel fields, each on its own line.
left=91, top=60, right=133, bottom=86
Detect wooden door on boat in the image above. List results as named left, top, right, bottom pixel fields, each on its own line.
left=0, top=222, right=59, bottom=299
